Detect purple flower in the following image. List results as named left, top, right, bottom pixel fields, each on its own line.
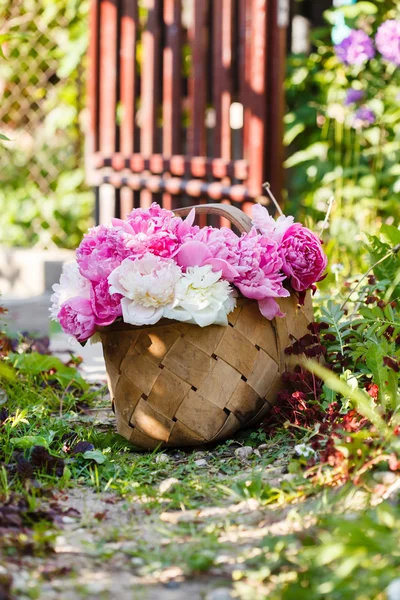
left=375, top=20, right=400, bottom=66
left=345, top=88, right=365, bottom=106
left=353, top=107, right=376, bottom=128
left=335, top=30, right=375, bottom=66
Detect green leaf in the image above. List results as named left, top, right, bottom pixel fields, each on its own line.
left=381, top=224, right=400, bottom=247
left=365, top=345, right=396, bottom=409
left=0, top=133, right=11, bottom=141
left=82, top=450, right=106, bottom=464
left=9, top=352, right=88, bottom=390
left=10, top=436, right=49, bottom=450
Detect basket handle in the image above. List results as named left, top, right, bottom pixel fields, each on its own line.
left=173, top=203, right=252, bottom=234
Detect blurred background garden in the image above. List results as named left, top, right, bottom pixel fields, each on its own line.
left=0, top=0, right=399, bottom=288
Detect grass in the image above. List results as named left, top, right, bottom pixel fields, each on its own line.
left=1, top=235, right=400, bottom=598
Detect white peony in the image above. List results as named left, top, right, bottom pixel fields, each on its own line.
left=108, top=253, right=181, bottom=326
left=251, top=203, right=294, bottom=243
left=50, top=261, right=91, bottom=319
left=164, top=265, right=236, bottom=328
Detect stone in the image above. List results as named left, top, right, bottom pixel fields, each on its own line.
left=159, top=478, right=180, bottom=494
left=258, top=444, right=269, bottom=451
left=235, top=446, right=254, bottom=461
left=155, top=453, right=170, bottom=464
left=194, top=458, right=208, bottom=467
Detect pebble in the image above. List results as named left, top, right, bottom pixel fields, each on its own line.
left=194, top=451, right=212, bottom=462
left=159, top=477, right=180, bottom=494
left=205, top=588, right=234, bottom=600
left=258, top=444, right=269, bottom=451
left=235, top=446, right=254, bottom=461
left=155, top=453, right=170, bottom=464
left=194, top=458, right=208, bottom=467
left=131, top=557, right=145, bottom=567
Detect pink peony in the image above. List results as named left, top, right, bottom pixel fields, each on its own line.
left=251, top=204, right=294, bottom=243
left=235, top=229, right=290, bottom=320
left=76, top=225, right=138, bottom=283
left=91, top=278, right=122, bottom=326
left=177, top=226, right=240, bottom=281
left=112, top=204, right=186, bottom=259
left=280, top=224, right=327, bottom=292
left=124, top=202, right=182, bottom=235
left=58, top=297, right=96, bottom=342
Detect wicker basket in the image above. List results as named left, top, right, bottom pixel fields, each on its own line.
left=98, top=204, right=313, bottom=450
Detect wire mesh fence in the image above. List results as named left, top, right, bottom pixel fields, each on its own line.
left=0, top=0, right=92, bottom=249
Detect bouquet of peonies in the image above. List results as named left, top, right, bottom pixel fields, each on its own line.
left=51, top=203, right=327, bottom=342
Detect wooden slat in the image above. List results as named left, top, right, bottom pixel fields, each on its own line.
left=119, top=0, right=138, bottom=218
left=97, top=172, right=249, bottom=202
left=188, top=2, right=208, bottom=156
left=88, top=0, right=100, bottom=155
left=163, top=0, right=182, bottom=156
left=213, top=0, right=233, bottom=160
left=99, top=0, right=118, bottom=155
left=140, top=0, right=162, bottom=207
left=266, top=0, right=287, bottom=205
left=239, top=0, right=252, bottom=169
left=245, top=0, right=268, bottom=199
left=93, top=152, right=249, bottom=180
left=140, top=0, right=161, bottom=157
left=120, top=0, right=138, bottom=156
left=163, top=0, right=182, bottom=211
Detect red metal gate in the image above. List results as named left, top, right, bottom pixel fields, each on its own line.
left=86, top=0, right=288, bottom=222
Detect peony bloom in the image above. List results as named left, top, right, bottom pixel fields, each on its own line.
left=164, top=265, right=236, bottom=327
left=58, top=297, right=96, bottom=342
left=280, top=224, right=327, bottom=292
left=344, top=88, right=364, bottom=106
left=251, top=204, right=294, bottom=243
left=91, top=278, right=122, bottom=326
left=335, top=30, right=375, bottom=66
left=125, top=202, right=182, bottom=235
left=235, top=229, right=290, bottom=320
left=375, top=20, right=400, bottom=66
left=108, top=253, right=181, bottom=326
left=177, top=226, right=240, bottom=281
left=50, top=261, right=91, bottom=319
left=76, top=225, right=138, bottom=283
left=111, top=203, right=188, bottom=259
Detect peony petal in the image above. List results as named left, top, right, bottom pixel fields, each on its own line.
left=177, top=207, right=196, bottom=239
left=192, top=307, right=221, bottom=328
left=121, top=299, right=163, bottom=326
left=258, top=298, right=285, bottom=320
left=108, top=267, right=126, bottom=296
left=111, top=218, right=135, bottom=234
left=176, top=241, right=212, bottom=269
left=203, top=258, right=239, bottom=281
left=163, top=306, right=192, bottom=323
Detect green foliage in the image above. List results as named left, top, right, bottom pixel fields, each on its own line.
left=0, top=0, right=92, bottom=249
left=9, top=351, right=88, bottom=390
left=235, top=502, right=400, bottom=600
left=285, top=1, right=400, bottom=272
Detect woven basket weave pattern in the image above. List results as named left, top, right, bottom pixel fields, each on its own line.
left=100, top=294, right=312, bottom=449
left=99, top=203, right=313, bottom=449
